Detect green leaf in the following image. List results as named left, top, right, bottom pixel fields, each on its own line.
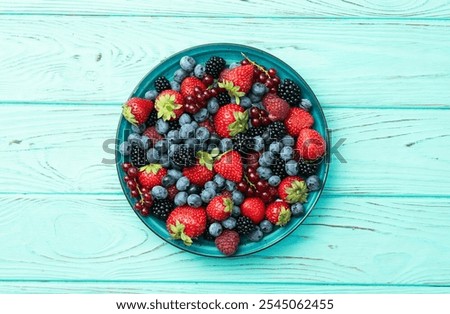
left=223, top=197, right=234, bottom=213
left=155, top=94, right=181, bottom=121
left=139, top=163, right=162, bottom=174
left=196, top=150, right=214, bottom=171
left=210, top=147, right=220, bottom=158
left=218, top=80, right=245, bottom=105
left=122, top=104, right=138, bottom=125
left=285, top=180, right=309, bottom=203
left=228, top=110, right=249, bottom=136
left=276, top=206, right=292, bottom=226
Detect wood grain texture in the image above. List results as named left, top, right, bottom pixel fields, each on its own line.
left=2, top=0, right=450, bottom=18
left=0, top=17, right=449, bottom=106
left=1, top=104, right=449, bottom=195
left=0, top=194, right=449, bottom=286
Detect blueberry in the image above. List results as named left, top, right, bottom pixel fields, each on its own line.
left=184, top=138, right=200, bottom=150
left=222, top=217, right=236, bottom=230
left=249, top=93, right=261, bottom=103
left=280, top=146, right=294, bottom=161
left=209, top=133, right=221, bottom=146
left=251, top=82, right=267, bottom=97
left=174, top=69, right=188, bottom=83
left=169, top=160, right=182, bottom=171
left=131, top=123, right=146, bottom=134
left=269, top=141, right=283, bottom=154
left=170, top=81, right=180, bottom=91
left=119, top=141, right=131, bottom=156
left=230, top=96, right=236, bottom=104
left=268, top=175, right=281, bottom=187
left=259, top=220, right=273, bottom=233
left=179, top=124, right=195, bottom=139
left=174, top=191, right=188, bottom=206
left=155, top=119, right=169, bottom=134
left=154, top=139, right=169, bottom=152
left=194, top=64, right=206, bottom=79
left=180, top=56, right=196, bottom=72
left=179, top=113, right=192, bottom=126
left=219, top=138, right=233, bottom=152
left=261, top=131, right=271, bottom=143
left=190, top=121, right=199, bottom=130
left=213, top=174, right=226, bottom=189
left=232, top=190, right=244, bottom=205
left=187, top=194, right=202, bottom=208
left=138, top=135, right=151, bottom=150
left=187, top=184, right=202, bottom=195
left=281, top=135, right=295, bottom=147
left=257, top=167, right=272, bottom=180
left=146, top=148, right=160, bottom=163
left=254, top=136, right=265, bottom=151
left=291, top=203, right=305, bottom=216
left=127, top=133, right=141, bottom=145
left=193, top=108, right=209, bottom=122
left=306, top=175, right=321, bottom=191
left=208, top=222, right=223, bottom=237
left=225, top=180, right=236, bottom=192
left=207, top=98, right=219, bottom=114
left=168, top=143, right=179, bottom=157
left=247, top=226, right=264, bottom=242
left=151, top=186, right=168, bottom=200
left=299, top=98, right=312, bottom=111
left=204, top=181, right=218, bottom=192
left=162, top=175, right=176, bottom=187
left=231, top=206, right=241, bottom=217
left=240, top=96, right=252, bottom=109
left=176, top=176, right=190, bottom=191
left=144, top=90, right=158, bottom=100
left=252, top=101, right=264, bottom=110
left=285, top=160, right=299, bottom=176
left=166, top=130, right=181, bottom=144
left=159, top=155, right=170, bottom=168
left=168, top=169, right=182, bottom=180
left=195, top=127, right=210, bottom=142
left=229, top=62, right=240, bottom=69
left=200, top=189, right=214, bottom=203
left=259, top=151, right=274, bottom=167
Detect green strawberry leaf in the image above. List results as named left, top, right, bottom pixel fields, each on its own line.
left=218, top=80, right=245, bottom=105
left=122, top=104, right=138, bottom=125
left=196, top=150, right=214, bottom=171
left=155, top=94, right=182, bottom=121
left=228, top=110, right=249, bottom=136
left=286, top=180, right=308, bottom=203
left=139, top=164, right=163, bottom=174
left=210, top=147, right=220, bottom=158
left=223, top=197, right=234, bottom=213
left=277, top=206, right=292, bottom=226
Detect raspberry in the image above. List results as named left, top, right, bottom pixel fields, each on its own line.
left=215, top=230, right=240, bottom=256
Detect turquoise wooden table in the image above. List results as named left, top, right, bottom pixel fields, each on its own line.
left=1, top=0, right=449, bottom=294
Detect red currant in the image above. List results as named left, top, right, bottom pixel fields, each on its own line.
left=203, top=74, right=213, bottom=86
left=143, top=200, right=153, bottom=207
left=261, top=191, right=272, bottom=203
left=127, top=167, right=138, bottom=178
left=268, top=68, right=277, bottom=77
left=259, top=73, right=268, bottom=83
left=186, top=95, right=195, bottom=104
left=122, top=162, right=132, bottom=171
left=127, top=180, right=137, bottom=189
left=209, top=88, right=218, bottom=97
left=269, top=87, right=277, bottom=94
left=241, top=59, right=250, bottom=65
left=143, top=193, right=152, bottom=201
left=251, top=118, right=261, bottom=127
left=140, top=187, right=148, bottom=194
left=141, top=208, right=150, bottom=216
left=261, top=117, right=271, bottom=126
left=131, top=190, right=140, bottom=198
left=134, top=202, right=143, bottom=211
left=123, top=175, right=130, bottom=182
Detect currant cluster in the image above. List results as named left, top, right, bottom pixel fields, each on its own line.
left=237, top=166, right=277, bottom=203
left=241, top=59, right=281, bottom=93
left=122, top=162, right=153, bottom=216
left=184, top=86, right=222, bottom=114
left=249, top=107, right=271, bottom=127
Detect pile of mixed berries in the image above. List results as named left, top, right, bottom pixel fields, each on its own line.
left=119, top=53, right=326, bottom=256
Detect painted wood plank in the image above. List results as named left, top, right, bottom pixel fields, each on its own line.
left=0, top=282, right=448, bottom=294
left=0, top=17, right=449, bottom=107
left=0, top=194, right=449, bottom=286
left=2, top=0, right=450, bottom=18
left=1, top=105, right=449, bottom=196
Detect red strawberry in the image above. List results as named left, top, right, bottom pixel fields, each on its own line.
left=262, top=93, right=290, bottom=122
left=166, top=206, right=207, bottom=246
left=284, top=107, right=314, bottom=137
left=206, top=195, right=233, bottom=221
left=266, top=201, right=292, bottom=226
left=218, top=65, right=254, bottom=104
left=122, top=97, right=154, bottom=125
left=183, top=164, right=214, bottom=186
left=142, top=126, right=163, bottom=145
left=180, top=77, right=206, bottom=98
left=137, top=164, right=167, bottom=189
left=199, top=119, right=215, bottom=133
left=241, top=197, right=265, bottom=224
left=167, top=185, right=178, bottom=200
left=213, top=150, right=243, bottom=183
left=278, top=176, right=308, bottom=204
left=213, top=104, right=248, bottom=138
left=215, top=230, right=240, bottom=256
left=155, top=90, right=184, bottom=121
left=296, top=129, right=326, bottom=160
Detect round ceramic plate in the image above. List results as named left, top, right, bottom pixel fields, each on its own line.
left=116, top=43, right=329, bottom=257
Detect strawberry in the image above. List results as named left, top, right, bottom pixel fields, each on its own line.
left=213, top=104, right=248, bottom=138
left=142, top=126, right=163, bottom=145
left=215, top=230, right=240, bottom=256
left=206, top=195, right=233, bottom=221
left=265, top=201, right=292, bottom=226
left=122, top=97, right=154, bottom=125
left=296, top=129, right=326, bottom=161
left=213, top=150, right=243, bottom=183
left=241, top=197, right=265, bottom=224
left=167, top=185, right=178, bottom=200
left=183, top=164, right=214, bottom=186
left=278, top=176, right=308, bottom=204
left=137, top=164, right=167, bottom=189
left=218, top=65, right=254, bottom=104
left=155, top=90, right=184, bottom=121
left=262, top=93, right=290, bottom=122
left=284, top=107, right=314, bottom=137
left=166, top=206, right=207, bottom=246
left=180, top=77, right=206, bottom=98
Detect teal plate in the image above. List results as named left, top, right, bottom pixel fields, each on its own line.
left=116, top=43, right=329, bottom=257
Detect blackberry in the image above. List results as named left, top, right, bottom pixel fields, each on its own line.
left=146, top=110, right=158, bottom=126
left=154, top=76, right=171, bottom=93
left=236, top=216, right=255, bottom=235
left=151, top=199, right=174, bottom=220
left=298, top=159, right=319, bottom=177
left=167, top=119, right=179, bottom=131
left=270, top=156, right=287, bottom=179
left=205, top=56, right=226, bottom=78
left=217, top=92, right=231, bottom=106
left=172, top=145, right=196, bottom=167
left=246, top=126, right=266, bottom=138
left=130, top=142, right=147, bottom=167
left=278, top=79, right=302, bottom=106
left=232, top=132, right=254, bottom=155
left=267, top=121, right=287, bottom=141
